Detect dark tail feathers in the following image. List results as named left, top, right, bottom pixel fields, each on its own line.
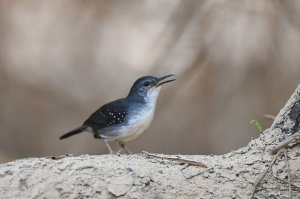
left=60, top=126, right=87, bottom=140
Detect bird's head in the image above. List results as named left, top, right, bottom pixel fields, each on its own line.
left=127, top=74, right=175, bottom=102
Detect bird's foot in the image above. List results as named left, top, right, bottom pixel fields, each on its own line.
left=116, top=147, right=132, bottom=155
left=124, top=148, right=132, bottom=154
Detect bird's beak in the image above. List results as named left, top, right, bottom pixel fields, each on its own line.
left=156, top=74, right=176, bottom=87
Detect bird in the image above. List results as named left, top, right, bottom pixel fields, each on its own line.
left=60, top=74, right=175, bottom=154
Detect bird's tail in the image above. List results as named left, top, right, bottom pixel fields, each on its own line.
left=60, top=125, right=87, bottom=140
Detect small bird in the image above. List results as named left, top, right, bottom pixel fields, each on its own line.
left=60, top=74, right=175, bottom=154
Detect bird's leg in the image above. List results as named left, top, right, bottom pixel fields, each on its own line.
left=103, top=139, right=113, bottom=154
left=118, top=141, right=132, bottom=154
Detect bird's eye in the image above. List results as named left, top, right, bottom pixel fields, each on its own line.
left=144, top=82, right=150, bottom=87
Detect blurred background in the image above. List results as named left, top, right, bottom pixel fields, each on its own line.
left=1, top=0, right=300, bottom=163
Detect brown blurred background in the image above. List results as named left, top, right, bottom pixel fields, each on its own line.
left=1, top=0, right=300, bottom=163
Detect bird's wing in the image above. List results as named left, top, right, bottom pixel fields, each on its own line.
left=83, top=99, right=128, bottom=130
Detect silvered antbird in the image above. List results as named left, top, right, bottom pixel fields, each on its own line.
left=60, top=74, right=175, bottom=154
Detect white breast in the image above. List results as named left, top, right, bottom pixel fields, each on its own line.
left=115, top=87, right=161, bottom=142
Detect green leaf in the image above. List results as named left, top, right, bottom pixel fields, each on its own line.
left=249, top=119, right=264, bottom=133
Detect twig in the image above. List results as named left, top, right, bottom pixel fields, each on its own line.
left=45, top=154, right=74, bottom=160
left=272, top=131, right=300, bottom=154
left=263, top=114, right=276, bottom=121
left=284, top=149, right=292, bottom=199
left=274, top=176, right=300, bottom=191
left=274, top=176, right=300, bottom=189
left=142, top=151, right=207, bottom=168
left=251, top=150, right=282, bottom=199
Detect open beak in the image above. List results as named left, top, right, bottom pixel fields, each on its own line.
left=156, top=74, right=176, bottom=87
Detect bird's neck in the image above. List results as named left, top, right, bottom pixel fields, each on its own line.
left=127, top=88, right=161, bottom=108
